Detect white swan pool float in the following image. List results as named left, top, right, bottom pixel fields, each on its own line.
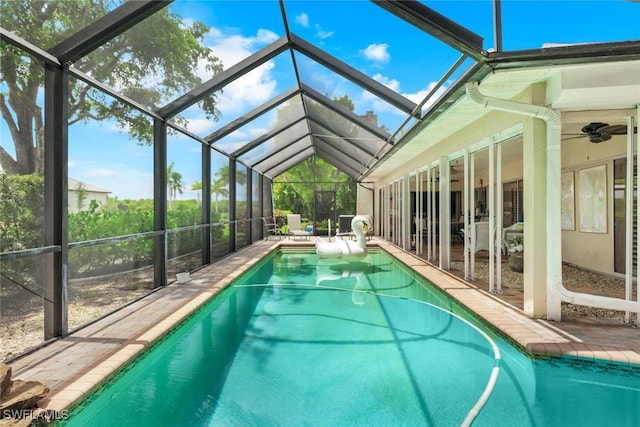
left=316, top=215, right=369, bottom=260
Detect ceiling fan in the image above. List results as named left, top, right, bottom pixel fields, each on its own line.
left=562, top=122, right=638, bottom=143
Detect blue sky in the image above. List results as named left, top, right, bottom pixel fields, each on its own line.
left=1, top=0, right=639, bottom=200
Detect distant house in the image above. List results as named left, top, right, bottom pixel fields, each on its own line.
left=68, top=178, right=111, bottom=213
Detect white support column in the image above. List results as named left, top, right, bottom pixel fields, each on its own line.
left=392, top=182, right=397, bottom=244
left=488, top=140, right=496, bottom=292
left=402, top=174, right=411, bottom=250
left=414, top=172, right=423, bottom=256
left=439, top=157, right=451, bottom=270
left=390, top=182, right=394, bottom=243
left=426, top=168, right=432, bottom=260
left=637, top=105, right=640, bottom=326
left=418, top=171, right=424, bottom=256
left=431, top=167, right=437, bottom=261
left=524, top=116, right=549, bottom=318
left=625, top=116, right=635, bottom=323
left=470, top=155, right=476, bottom=279
left=464, top=149, right=470, bottom=280
left=496, top=141, right=503, bottom=293
left=384, top=184, right=390, bottom=241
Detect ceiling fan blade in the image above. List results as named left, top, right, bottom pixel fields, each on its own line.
left=599, top=124, right=638, bottom=135
left=562, top=135, right=587, bottom=141
left=590, top=133, right=612, bottom=143
left=582, top=122, right=609, bottom=133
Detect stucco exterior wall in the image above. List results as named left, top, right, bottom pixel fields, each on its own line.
left=356, top=183, right=375, bottom=229
left=560, top=134, right=628, bottom=274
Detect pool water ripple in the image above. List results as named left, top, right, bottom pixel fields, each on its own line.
left=61, top=251, right=640, bottom=427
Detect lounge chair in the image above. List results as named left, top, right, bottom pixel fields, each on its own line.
left=336, top=215, right=355, bottom=240
left=286, top=214, right=311, bottom=240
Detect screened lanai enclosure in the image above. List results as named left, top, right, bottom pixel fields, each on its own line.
left=2, top=0, right=640, bottom=362
left=0, top=0, right=475, bottom=359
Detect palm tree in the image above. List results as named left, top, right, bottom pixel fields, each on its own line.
left=191, top=180, right=202, bottom=206
left=215, top=164, right=246, bottom=187
left=215, top=165, right=230, bottom=187
left=167, top=162, right=184, bottom=209
left=210, top=177, right=228, bottom=213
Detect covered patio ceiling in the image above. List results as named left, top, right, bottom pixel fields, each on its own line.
left=3, top=0, right=639, bottom=182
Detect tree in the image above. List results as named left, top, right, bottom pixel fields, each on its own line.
left=0, top=0, right=224, bottom=175
left=215, top=164, right=246, bottom=187
left=210, top=178, right=228, bottom=213
left=75, top=181, right=87, bottom=211
left=167, top=162, right=183, bottom=208
left=191, top=180, right=202, bottom=206
left=273, top=94, right=358, bottom=223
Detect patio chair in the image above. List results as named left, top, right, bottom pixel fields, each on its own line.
left=262, top=217, right=281, bottom=240
left=413, top=217, right=429, bottom=245
left=286, top=214, right=311, bottom=240
left=364, top=215, right=373, bottom=240
left=463, top=221, right=491, bottom=253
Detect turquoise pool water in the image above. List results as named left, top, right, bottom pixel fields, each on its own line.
left=64, top=250, right=640, bottom=426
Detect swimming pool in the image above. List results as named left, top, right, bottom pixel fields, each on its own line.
left=63, top=250, right=640, bottom=426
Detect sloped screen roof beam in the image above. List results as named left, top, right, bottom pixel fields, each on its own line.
left=314, top=135, right=371, bottom=169
left=231, top=116, right=307, bottom=158
left=301, top=84, right=391, bottom=141
left=371, top=0, right=484, bottom=60
left=254, top=140, right=311, bottom=170
left=291, top=34, right=418, bottom=116
left=69, top=66, right=163, bottom=121
left=264, top=149, right=314, bottom=178
left=205, top=87, right=300, bottom=144
left=49, top=1, right=172, bottom=64
left=307, top=117, right=377, bottom=157
left=249, top=135, right=309, bottom=169
left=157, top=36, right=290, bottom=118
left=1, top=28, right=61, bottom=66
left=315, top=147, right=361, bottom=178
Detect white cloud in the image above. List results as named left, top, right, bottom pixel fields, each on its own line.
left=255, top=28, right=279, bottom=45
left=182, top=118, right=217, bottom=136
left=361, top=43, right=390, bottom=63
left=195, top=27, right=280, bottom=118
left=219, top=65, right=277, bottom=115
left=360, top=77, right=450, bottom=118
left=248, top=126, right=269, bottom=139
left=222, top=125, right=269, bottom=146
left=405, top=81, right=449, bottom=111
left=205, top=27, right=278, bottom=71
left=315, top=27, right=334, bottom=40
left=371, top=73, right=400, bottom=92
left=360, top=73, right=401, bottom=114
left=295, top=13, right=309, bottom=27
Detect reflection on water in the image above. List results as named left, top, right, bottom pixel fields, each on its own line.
left=64, top=250, right=640, bottom=427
